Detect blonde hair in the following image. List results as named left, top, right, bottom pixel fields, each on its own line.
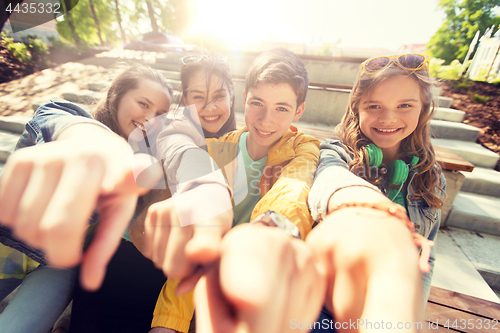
left=336, top=63, right=444, bottom=208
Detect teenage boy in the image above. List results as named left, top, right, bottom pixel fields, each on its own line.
left=139, top=48, right=325, bottom=333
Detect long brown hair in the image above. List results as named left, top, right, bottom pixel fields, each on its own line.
left=336, top=63, right=444, bottom=208
left=179, top=51, right=236, bottom=139
left=93, top=64, right=173, bottom=138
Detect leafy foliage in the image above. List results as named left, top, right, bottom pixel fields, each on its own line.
left=427, top=0, right=500, bottom=64
left=56, top=0, right=118, bottom=47
left=55, top=0, right=196, bottom=47
left=429, top=57, right=471, bottom=80
left=1, top=32, right=49, bottom=68
left=472, top=93, right=491, bottom=103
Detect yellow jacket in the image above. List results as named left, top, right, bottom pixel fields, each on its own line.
left=152, top=127, right=319, bottom=331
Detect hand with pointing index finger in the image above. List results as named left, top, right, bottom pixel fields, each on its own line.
left=0, top=124, right=162, bottom=291
left=194, top=224, right=326, bottom=333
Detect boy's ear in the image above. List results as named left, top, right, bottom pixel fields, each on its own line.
left=242, top=90, right=247, bottom=105
left=182, top=94, right=188, bottom=107
left=293, top=102, right=306, bottom=122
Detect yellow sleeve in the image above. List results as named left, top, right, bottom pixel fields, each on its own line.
left=251, top=137, right=320, bottom=239
left=0, top=244, right=40, bottom=279
left=151, top=278, right=194, bottom=333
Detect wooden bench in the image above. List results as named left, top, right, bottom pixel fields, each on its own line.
left=424, top=286, right=500, bottom=332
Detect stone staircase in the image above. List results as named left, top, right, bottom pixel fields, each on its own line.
left=0, top=50, right=499, bottom=301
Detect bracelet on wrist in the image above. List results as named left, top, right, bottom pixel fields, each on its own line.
left=327, top=201, right=414, bottom=234
left=326, top=201, right=432, bottom=273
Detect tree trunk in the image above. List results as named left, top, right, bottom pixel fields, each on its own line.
left=114, top=0, right=126, bottom=43
left=88, top=0, right=104, bottom=46
left=145, top=1, right=159, bottom=32
left=60, top=0, right=81, bottom=46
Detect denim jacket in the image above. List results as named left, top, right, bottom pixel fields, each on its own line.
left=0, top=99, right=108, bottom=264
left=308, top=139, right=446, bottom=302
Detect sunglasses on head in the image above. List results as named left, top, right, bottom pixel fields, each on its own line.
left=180, top=54, right=228, bottom=65
left=359, top=53, right=430, bottom=78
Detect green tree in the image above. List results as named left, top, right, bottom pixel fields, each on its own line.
left=88, top=0, right=104, bottom=46
left=56, top=0, right=117, bottom=47
left=427, top=0, right=500, bottom=64
left=60, top=0, right=81, bottom=46
left=145, top=0, right=159, bottom=32
left=114, top=0, right=126, bottom=44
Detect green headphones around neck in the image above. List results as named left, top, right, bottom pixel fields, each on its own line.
left=364, top=143, right=419, bottom=186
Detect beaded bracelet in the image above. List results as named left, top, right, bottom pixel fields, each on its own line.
left=326, top=201, right=432, bottom=273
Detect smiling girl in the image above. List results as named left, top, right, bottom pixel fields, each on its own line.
left=307, top=53, right=446, bottom=333
left=178, top=53, right=236, bottom=138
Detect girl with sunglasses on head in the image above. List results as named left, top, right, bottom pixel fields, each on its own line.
left=125, top=51, right=236, bottom=333
left=306, top=53, right=446, bottom=332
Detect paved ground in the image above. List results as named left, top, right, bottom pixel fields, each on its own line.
left=0, top=60, right=111, bottom=117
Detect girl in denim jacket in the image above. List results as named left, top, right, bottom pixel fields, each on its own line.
left=307, top=54, right=446, bottom=332
left=0, top=53, right=236, bottom=333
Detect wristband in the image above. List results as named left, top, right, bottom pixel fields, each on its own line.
left=327, top=201, right=432, bottom=273
left=327, top=201, right=414, bottom=234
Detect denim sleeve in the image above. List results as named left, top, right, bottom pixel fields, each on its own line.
left=15, top=98, right=110, bottom=150
left=308, top=139, right=379, bottom=222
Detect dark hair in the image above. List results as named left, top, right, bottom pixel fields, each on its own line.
left=179, top=51, right=236, bottom=139
left=93, top=64, right=173, bottom=138
left=245, top=48, right=309, bottom=106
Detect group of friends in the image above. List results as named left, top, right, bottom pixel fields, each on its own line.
left=0, top=47, right=445, bottom=333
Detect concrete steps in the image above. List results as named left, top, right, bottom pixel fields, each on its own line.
left=0, top=115, right=29, bottom=170
left=446, top=192, right=500, bottom=236
left=430, top=119, right=480, bottom=142
left=0, top=114, right=32, bottom=134
left=441, top=227, right=500, bottom=294
left=433, top=107, right=465, bottom=123
left=461, top=167, right=500, bottom=198
left=62, top=90, right=104, bottom=105
left=433, top=228, right=500, bottom=303
left=431, top=138, right=499, bottom=169
left=157, top=69, right=180, bottom=81
left=0, top=130, right=21, bottom=163
left=153, top=59, right=182, bottom=72
left=437, top=96, right=453, bottom=108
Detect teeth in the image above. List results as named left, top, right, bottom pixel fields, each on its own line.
left=257, top=129, right=272, bottom=135
left=133, top=120, right=146, bottom=132
left=376, top=128, right=398, bottom=133
left=203, top=116, right=220, bottom=121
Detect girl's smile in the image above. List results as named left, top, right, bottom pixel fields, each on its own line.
left=183, top=71, right=231, bottom=134
left=117, top=79, right=171, bottom=138
left=359, top=75, right=422, bottom=162
left=373, top=127, right=403, bottom=134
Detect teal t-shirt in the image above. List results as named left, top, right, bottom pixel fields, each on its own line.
left=232, top=132, right=267, bottom=226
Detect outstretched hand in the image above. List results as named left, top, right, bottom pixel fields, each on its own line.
left=142, top=182, right=234, bottom=281
left=0, top=124, right=162, bottom=290
left=194, top=224, right=326, bottom=333
left=306, top=207, right=422, bottom=333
